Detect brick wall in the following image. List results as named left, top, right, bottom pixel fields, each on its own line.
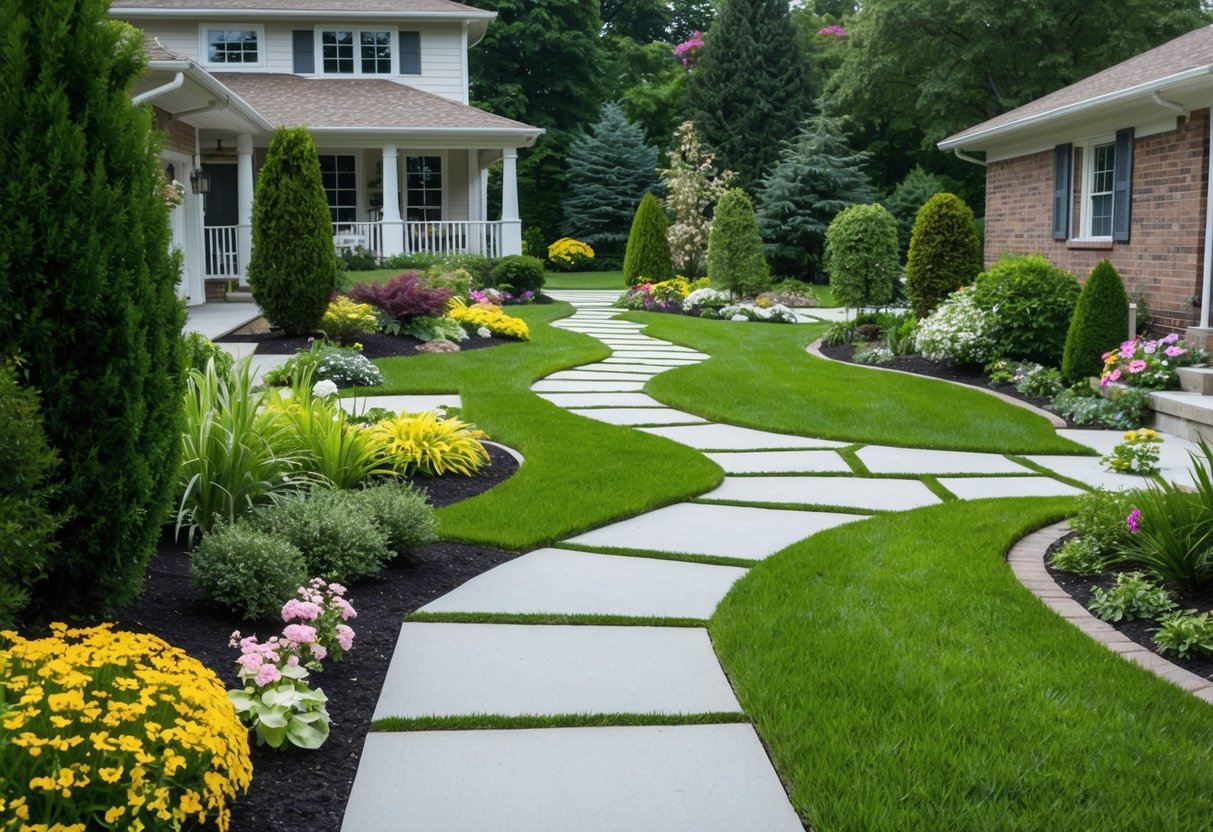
left=153, top=106, right=196, bottom=157
left=984, top=108, right=1210, bottom=333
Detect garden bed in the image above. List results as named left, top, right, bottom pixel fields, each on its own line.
left=218, top=328, right=518, bottom=358
left=113, top=444, right=520, bottom=832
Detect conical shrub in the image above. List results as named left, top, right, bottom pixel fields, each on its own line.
left=1062, top=259, right=1130, bottom=382
left=905, top=193, right=982, bottom=318
left=707, top=188, right=770, bottom=297
left=623, top=192, right=675, bottom=285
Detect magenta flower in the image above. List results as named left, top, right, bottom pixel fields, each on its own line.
left=1108, top=368, right=1121, bottom=382
left=1125, top=508, right=1142, bottom=534
left=1165, top=346, right=1186, bottom=357
left=1127, top=359, right=1148, bottom=373
left=817, top=24, right=849, bottom=37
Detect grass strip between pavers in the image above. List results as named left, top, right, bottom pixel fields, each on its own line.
left=1007, top=454, right=1097, bottom=492
left=371, top=711, right=748, bottom=732
left=404, top=611, right=708, bottom=627
left=690, top=497, right=880, bottom=516
left=919, top=475, right=958, bottom=502
left=551, top=542, right=756, bottom=569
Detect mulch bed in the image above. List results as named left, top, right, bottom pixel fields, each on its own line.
left=1044, top=534, right=1213, bottom=681
left=218, top=330, right=517, bottom=359
left=111, top=443, right=520, bottom=832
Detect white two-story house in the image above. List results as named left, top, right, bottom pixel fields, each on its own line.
left=115, top=0, right=543, bottom=304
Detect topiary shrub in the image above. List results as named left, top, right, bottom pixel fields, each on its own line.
left=491, top=255, right=546, bottom=295
left=354, top=481, right=438, bottom=554
left=823, top=203, right=899, bottom=310
left=623, top=193, right=675, bottom=285
left=191, top=522, right=309, bottom=620
left=904, top=193, right=983, bottom=319
left=247, top=126, right=337, bottom=335
left=1062, top=259, right=1131, bottom=383
left=707, top=188, right=770, bottom=297
left=250, top=490, right=392, bottom=584
left=971, top=254, right=1080, bottom=366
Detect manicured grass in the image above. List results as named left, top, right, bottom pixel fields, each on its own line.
left=342, top=268, right=400, bottom=290
left=802, top=283, right=838, bottom=307
left=369, top=302, right=721, bottom=548
left=543, top=270, right=626, bottom=290
left=626, top=312, right=1088, bottom=454
left=712, top=497, right=1213, bottom=831
left=371, top=712, right=745, bottom=732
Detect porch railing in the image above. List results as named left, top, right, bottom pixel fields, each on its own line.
left=407, top=221, right=503, bottom=259
left=332, top=222, right=383, bottom=255
left=204, top=225, right=240, bottom=280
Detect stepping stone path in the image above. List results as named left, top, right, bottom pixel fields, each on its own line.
left=343, top=289, right=1186, bottom=831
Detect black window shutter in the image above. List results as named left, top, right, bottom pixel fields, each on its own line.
left=400, top=31, right=421, bottom=74
left=292, top=30, right=314, bottom=73
left=1052, top=144, right=1071, bottom=241
left=1112, top=127, right=1134, bottom=242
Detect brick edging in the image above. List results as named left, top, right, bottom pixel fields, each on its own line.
left=1007, top=520, right=1213, bottom=703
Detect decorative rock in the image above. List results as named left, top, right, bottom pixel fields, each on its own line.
left=418, top=340, right=461, bottom=353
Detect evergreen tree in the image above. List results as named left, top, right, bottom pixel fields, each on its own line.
left=562, top=102, right=659, bottom=257
left=1062, top=260, right=1131, bottom=383
left=884, top=165, right=947, bottom=257
left=904, top=193, right=983, bottom=319
left=683, top=0, right=812, bottom=192
left=624, top=193, right=675, bottom=284
left=824, top=204, right=899, bottom=309
left=708, top=188, right=770, bottom=297
left=248, top=127, right=337, bottom=335
left=756, top=112, right=876, bottom=280
left=660, top=121, right=734, bottom=278
left=0, top=1, right=185, bottom=615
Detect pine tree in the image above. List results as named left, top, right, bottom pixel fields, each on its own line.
left=708, top=188, right=770, bottom=297
left=683, top=0, right=812, bottom=192
left=660, top=121, right=734, bottom=278
left=0, top=1, right=185, bottom=615
left=756, top=112, right=876, bottom=280
left=562, top=102, right=659, bottom=257
left=1062, top=260, right=1131, bottom=383
left=884, top=166, right=946, bottom=257
left=623, top=192, right=675, bottom=284
left=248, top=127, right=337, bottom=335
left=904, top=193, right=983, bottom=319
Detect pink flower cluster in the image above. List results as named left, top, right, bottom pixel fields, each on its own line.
left=817, top=25, right=849, bottom=37
left=469, top=288, right=534, bottom=306
left=1100, top=333, right=1196, bottom=389
left=673, top=32, right=705, bottom=67
left=1125, top=508, right=1142, bottom=534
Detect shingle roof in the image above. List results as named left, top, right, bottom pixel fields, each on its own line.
left=143, top=34, right=189, bottom=62
left=116, top=0, right=490, bottom=15
left=943, top=25, right=1213, bottom=147
left=213, top=73, right=540, bottom=133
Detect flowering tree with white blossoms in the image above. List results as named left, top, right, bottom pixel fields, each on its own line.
left=659, top=121, right=734, bottom=278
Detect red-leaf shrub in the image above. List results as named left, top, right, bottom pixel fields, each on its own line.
left=348, top=273, right=452, bottom=321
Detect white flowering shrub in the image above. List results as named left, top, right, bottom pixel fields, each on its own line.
left=717, top=303, right=799, bottom=324
left=914, top=287, right=996, bottom=365
left=685, top=287, right=733, bottom=310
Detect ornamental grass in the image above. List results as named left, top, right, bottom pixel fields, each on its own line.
left=367, top=411, right=490, bottom=477
left=0, top=624, right=252, bottom=832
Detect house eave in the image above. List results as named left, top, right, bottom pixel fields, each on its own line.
left=146, top=59, right=275, bottom=133
left=113, top=7, right=496, bottom=21
left=307, top=125, right=543, bottom=148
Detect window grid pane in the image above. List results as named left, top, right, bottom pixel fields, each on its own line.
left=406, top=156, right=442, bottom=222
left=361, top=31, right=393, bottom=74
left=1089, top=142, right=1116, bottom=238
left=208, top=29, right=259, bottom=64
left=322, top=31, right=354, bottom=74
left=318, top=154, right=358, bottom=223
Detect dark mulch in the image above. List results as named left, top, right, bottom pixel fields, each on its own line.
left=111, top=443, right=520, bottom=832
left=1044, top=534, right=1213, bottom=681
left=217, top=330, right=517, bottom=359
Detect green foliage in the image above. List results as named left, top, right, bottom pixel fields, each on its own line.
left=971, top=254, right=1080, bottom=366
left=1115, top=485, right=1213, bottom=593
left=824, top=203, right=899, bottom=309
left=904, top=193, right=983, bottom=319
left=562, top=102, right=658, bottom=254
left=1049, top=536, right=1107, bottom=577
left=1050, top=385, right=1152, bottom=430
left=1062, top=259, right=1131, bottom=383
left=491, top=255, right=546, bottom=295
left=263, top=342, right=384, bottom=389
left=355, top=481, right=438, bottom=554
left=183, top=332, right=234, bottom=378
left=883, top=166, right=946, bottom=257
left=191, top=523, right=308, bottom=620
left=251, top=490, right=393, bottom=584
left=623, top=192, right=675, bottom=285
left=0, top=4, right=186, bottom=615
left=1087, top=571, right=1176, bottom=622
left=1154, top=610, right=1213, bottom=659
left=247, top=127, right=337, bottom=335
left=707, top=189, right=770, bottom=297
left=320, top=297, right=378, bottom=345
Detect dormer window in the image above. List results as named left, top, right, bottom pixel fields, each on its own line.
left=202, top=25, right=263, bottom=66
left=319, top=28, right=393, bottom=75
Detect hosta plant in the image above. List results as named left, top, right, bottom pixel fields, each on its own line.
left=368, top=411, right=490, bottom=476
left=406, top=315, right=469, bottom=343
left=1153, top=610, right=1213, bottom=659
left=1087, top=571, right=1177, bottom=622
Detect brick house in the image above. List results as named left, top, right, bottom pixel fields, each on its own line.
left=938, top=26, right=1213, bottom=336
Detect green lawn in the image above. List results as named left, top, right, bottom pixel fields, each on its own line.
left=624, top=312, right=1088, bottom=454
left=543, top=270, right=627, bottom=290
left=342, top=268, right=400, bottom=291
left=712, top=498, right=1213, bottom=830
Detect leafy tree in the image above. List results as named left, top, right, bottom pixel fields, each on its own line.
left=248, top=127, right=337, bottom=335
left=608, top=37, right=688, bottom=151
left=884, top=165, right=947, bottom=257
left=602, top=0, right=671, bottom=42
left=624, top=192, right=675, bottom=284
left=824, top=204, right=899, bottom=309
left=562, top=102, right=658, bottom=256
left=0, top=2, right=185, bottom=615
left=904, top=193, right=983, bottom=319
left=684, top=0, right=813, bottom=191
left=660, top=121, right=735, bottom=278
left=1062, top=260, right=1131, bottom=383
left=668, top=0, right=716, bottom=42
left=756, top=111, right=876, bottom=280
left=708, top=188, right=770, bottom=297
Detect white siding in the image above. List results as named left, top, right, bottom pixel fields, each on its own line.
left=446, top=149, right=469, bottom=220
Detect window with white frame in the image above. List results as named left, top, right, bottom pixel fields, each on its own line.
left=318, top=154, right=358, bottom=224
left=406, top=156, right=442, bottom=221
left=1086, top=141, right=1116, bottom=238
left=320, top=29, right=393, bottom=75
left=203, top=26, right=262, bottom=65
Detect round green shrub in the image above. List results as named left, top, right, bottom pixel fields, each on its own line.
left=191, top=523, right=308, bottom=620
left=904, top=193, right=982, bottom=319
left=355, top=481, right=438, bottom=554
left=250, top=490, right=391, bottom=583
left=623, top=192, right=675, bottom=286
left=247, top=126, right=337, bottom=335
left=824, top=204, right=899, bottom=309
left=183, top=331, right=234, bottom=378
left=1062, top=259, right=1130, bottom=383
left=707, top=188, right=771, bottom=297
left=971, top=254, right=1080, bottom=366
left=491, top=255, right=546, bottom=295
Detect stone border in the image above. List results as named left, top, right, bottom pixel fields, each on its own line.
left=806, top=339, right=1067, bottom=429
left=1007, top=520, right=1213, bottom=703
left=483, top=440, right=525, bottom=465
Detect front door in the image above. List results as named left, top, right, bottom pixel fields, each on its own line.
left=203, top=164, right=239, bottom=277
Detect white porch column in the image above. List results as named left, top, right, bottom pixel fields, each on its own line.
left=236, top=133, right=254, bottom=283
left=466, top=149, right=483, bottom=254
left=500, top=146, right=522, bottom=255
left=381, top=144, right=405, bottom=257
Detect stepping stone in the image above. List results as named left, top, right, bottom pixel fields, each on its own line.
left=603, top=357, right=702, bottom=367
left=1056, top=428, right=1203, bottom=468
left=574, top=363, right=667, bottom=375
left=531, top=379, right=647, bottom=393
left=936, top=476, right=1085, bottom=500
left=1024, top=454, right=1196, bottom=491
left=536, top=392, right=668, bottom=408
left=566, top=502, right=862, bottom=560
left=342, top=725, right=803, bottom=832
left=547, top=370, right=662, bottom=382
left=611, top=351, right=710, bottom=360
left=705, top=450, right=852, bottom=474
left=420, top=549, right=746, bottom=618
left=856, top=445, right=1032, bottom=475
left=373, top=624, right=739, bottom=719
left=570, top=407, right=708, bottom=426
left=707, top=475, right=940, bottom=512
left=641, top=423, right=847, bottom=451
left=338, top=393, right=461, bottom=416
left=609, top=345, right=703, bottom=353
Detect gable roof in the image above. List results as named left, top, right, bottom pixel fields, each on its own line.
left=941, top=25, right=1213, bottom=151
left=115, top=0, right=493, bottom=15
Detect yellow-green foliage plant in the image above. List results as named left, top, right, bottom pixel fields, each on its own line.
left=320, top=297, right=378, bottom=344
left=0, top=623, right=252, bottom=831
left=368, top=411, right=490, bottom=476
left=446, top=299, right=530, bottom=340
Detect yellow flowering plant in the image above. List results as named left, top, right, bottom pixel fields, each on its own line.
left=0, top=624, right=251, bottom=832
left=320, top=296, right=379, bottom=345
left=367, top=411, right=490, bottom=477
left=446, top=298, right=530, bottom=341
left=546, top=237, right=594, bottom=271
left=1101, top=428, right=1163, bottom=475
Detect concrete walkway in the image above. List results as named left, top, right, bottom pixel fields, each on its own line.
left=342, top=289, right=1189, bottom=831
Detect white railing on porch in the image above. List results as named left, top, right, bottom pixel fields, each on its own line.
left=204, top=225, right=240, bottom=280
left=407, top=221, right=503, bottom=259
left=332, top=222, right=383, bottom=255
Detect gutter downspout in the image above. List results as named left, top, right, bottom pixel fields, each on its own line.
left=1201, top=110, right=1213, bottom=329
left=131, top=72, right=184, bottom=107
left=953, top=148, right=987, bottom=167
left=1152, top=90, right=1189, bottom=119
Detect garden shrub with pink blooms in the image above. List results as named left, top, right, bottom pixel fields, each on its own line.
left=1100, top=334, right=1203, bottom=390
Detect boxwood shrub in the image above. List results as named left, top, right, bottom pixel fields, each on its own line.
left=971, top=254, right=1079, bottom=366
left=250, top=489, right=391, bottom=583
left=191, top=522, right=309, bottom=620
left=491, top=255, right=546, bottom=295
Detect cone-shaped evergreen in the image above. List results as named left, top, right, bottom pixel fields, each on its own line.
left=1062, top=259, right=1131, bottom=382
left=708, top=188, right=770, bottom=297
left=824, top=204, right=899, bottom=310
left=684, top=0, right=812, bottom=192
left=0, top=1, right=184, bottom=615
left=248, top=127, right=337, bottom=335
left=623, top=193, right=675, bottom=285
left=563, top=102, right=658, bottom=256
left=904, top=193, right=983, bottom=319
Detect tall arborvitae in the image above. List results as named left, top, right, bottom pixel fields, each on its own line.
left=1062, top=259, right=1131, bottom=382
left=708, top=188, right=770, bottom=297
left=623, top=192, right=675, bottom=284
left=0, top=0, right=185, bottom=615
left=683, top=0, right=811, bottom=192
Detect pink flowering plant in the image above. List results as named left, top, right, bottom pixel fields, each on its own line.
left=816, top=24, right=849, bottom=37
left=672, top=31, right=705, bottom=67
left=1100, top=334, right=1203, bottom=390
